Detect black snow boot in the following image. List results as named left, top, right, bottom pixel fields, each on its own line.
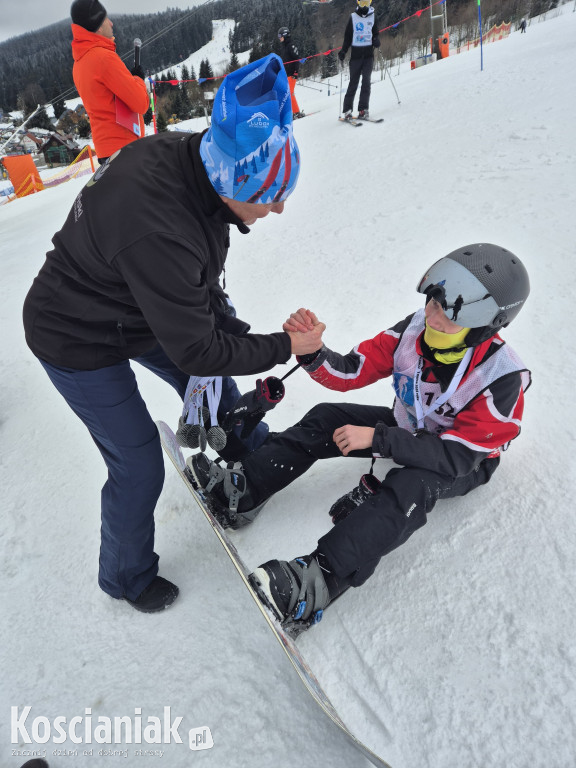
left=249, top=551, right=352, bottom=635
left=122, top=576, right=179, bottom=613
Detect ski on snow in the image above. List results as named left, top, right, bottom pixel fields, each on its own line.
left=156, top=420, right=392, bottom=768
left=338, top=117, right=363, bottom=127
left=339, top=116, right=384, bottom=127
left=353, top=116, right=384, bottom=123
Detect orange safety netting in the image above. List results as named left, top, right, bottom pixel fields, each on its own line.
left=456, top=22, right=511, bottom=53
left=42, top=145, right=96, bottom=190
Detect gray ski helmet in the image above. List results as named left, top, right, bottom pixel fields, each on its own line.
left=417, top=244, right=530, bottom=343
left=278, top=26, right=290, bottom=39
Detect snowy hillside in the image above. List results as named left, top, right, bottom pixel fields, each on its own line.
left=154, top=18, right=250, bottom=80
left=2, top=6, right=575, bottom=768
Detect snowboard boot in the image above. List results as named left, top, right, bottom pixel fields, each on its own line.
left=122, top=576, right=179, bottom=613
left=250, top=555, right=329, bottom=633
left=250, top=550, right=353, bottom=635
left=329, top=472, right=382, bottom=525
left=187, top=452, right=266, bottom=529
left=358, top=109, right=369, bottom=119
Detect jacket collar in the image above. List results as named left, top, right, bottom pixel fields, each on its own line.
left=71, top=23, right=116, bottom=61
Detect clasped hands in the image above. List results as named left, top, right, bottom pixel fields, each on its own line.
left=283, top=308, right=374, bottom=455
left=283, top=307, right=325, bottom=355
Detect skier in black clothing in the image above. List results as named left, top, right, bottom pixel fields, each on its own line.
left=278, top=26, right=303, bottom=119
left=338, top=0, right=380, bottom=120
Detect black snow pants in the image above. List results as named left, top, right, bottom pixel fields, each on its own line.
left=242, top=402, right=499, bottom=587
left=343, top=57, right=374, bottom=113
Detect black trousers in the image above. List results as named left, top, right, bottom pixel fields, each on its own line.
left=243, top=402, right=499, bottom=586
left=343, top=57, right=374, bottom=113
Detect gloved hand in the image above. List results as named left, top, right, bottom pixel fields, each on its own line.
left=222, top=377, right=285, bottom=438
left=131, top=65, right=146, bottom=80
left=338, top=50, right=346, bottom=62
left=329, top=473, right=381, bottom=525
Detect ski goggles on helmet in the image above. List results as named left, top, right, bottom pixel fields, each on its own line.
left=357, top=0, right=372, bottom=6
left=417, top=258, right=504, bottom=329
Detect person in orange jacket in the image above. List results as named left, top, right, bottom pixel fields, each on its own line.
left=70, top=0, right=150, bottom=162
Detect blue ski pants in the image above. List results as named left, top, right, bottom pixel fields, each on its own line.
left=39, top=345, right=267, bottom=600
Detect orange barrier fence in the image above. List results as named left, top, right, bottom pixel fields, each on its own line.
left=3, top=154, right=44, bottom=198
left=1, top=145, right=96, bottom=203
left=455, top=22, right=511, bottom=53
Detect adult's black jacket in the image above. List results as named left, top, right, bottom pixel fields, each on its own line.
left=23, top=131, right=292, bottom=374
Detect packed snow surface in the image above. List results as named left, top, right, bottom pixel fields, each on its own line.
left=1, top=7, right=575, bottom=768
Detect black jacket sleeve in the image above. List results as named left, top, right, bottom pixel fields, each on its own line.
left=341, top=17, right=353, bottom=55
left=372, top=423, right=487, bottom=477
left=372, top=17, right=380, bottom=48
left=115, top=232, right=291, bottom=376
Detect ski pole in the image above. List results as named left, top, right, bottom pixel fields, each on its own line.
left=339, top=66, right=343, bottom=115
left=387, top=67, right=401, bottom=104
left=281, top=362, right=301, bottom=381
left=379, top=53, right=401, bottom=104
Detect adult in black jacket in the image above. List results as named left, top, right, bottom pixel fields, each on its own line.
left=278, top=26, right=303, bottom=118
left=338, top=0, right=380, bottom=119
left=22, top=54, right=323, bottom=613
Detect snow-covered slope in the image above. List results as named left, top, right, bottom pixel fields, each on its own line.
left=154, top=18, right=250, bottom=80
left=2, top=6, right=575, bottom=768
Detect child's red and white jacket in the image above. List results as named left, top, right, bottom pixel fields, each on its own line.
left=298, top=309, right=531, bottom=478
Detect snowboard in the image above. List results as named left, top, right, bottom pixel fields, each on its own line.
left=156, top=420, right=392, bottom=768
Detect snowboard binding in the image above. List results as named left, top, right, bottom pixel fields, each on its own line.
left=186, top=453, right=267, bottom=530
